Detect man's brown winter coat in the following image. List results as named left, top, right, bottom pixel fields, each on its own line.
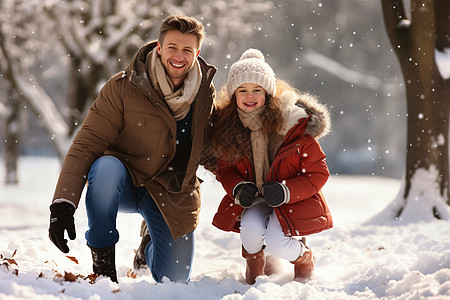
left=53, top=41, right=217, bottom=239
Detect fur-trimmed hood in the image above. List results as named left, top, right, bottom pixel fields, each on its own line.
left=278, top=90, right=331, bottom=139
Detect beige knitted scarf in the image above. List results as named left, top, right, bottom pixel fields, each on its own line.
left=148, top=48, right=202, bottom=120
left=237, top=107, right=270, bottom=190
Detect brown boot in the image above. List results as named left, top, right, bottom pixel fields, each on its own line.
left=242, top=246, right=266, bottom=284
left=290, top=238, right=316, bottom=281
left=264, top=254, right=283, bottom=276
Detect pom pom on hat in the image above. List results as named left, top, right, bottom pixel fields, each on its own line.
left=239, top=48, right=266, bottom=61
left=227, top=48, right=276, bottom=98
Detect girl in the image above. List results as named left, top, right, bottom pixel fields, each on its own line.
left=212, top=49, right=333, bottom=284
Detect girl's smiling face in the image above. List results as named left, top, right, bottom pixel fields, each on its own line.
left=235, top=83, right=266, bottom=113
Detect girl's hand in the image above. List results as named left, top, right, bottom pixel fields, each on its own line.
left=262, top=182, right=290, bottom=207
left=234, top=182, right=258, bottom=208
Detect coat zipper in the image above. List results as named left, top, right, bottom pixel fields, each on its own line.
left=268, top=118, right=308, bottom=236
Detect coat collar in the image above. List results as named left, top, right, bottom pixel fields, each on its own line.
left=278, top=89, right=331, bottom=140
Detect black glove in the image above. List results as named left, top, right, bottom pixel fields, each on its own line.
left=49, top=202, right=76, bottom=253
left=262, top=182, right=289, bottom=207
left=234, top=182, right=258, bottom=208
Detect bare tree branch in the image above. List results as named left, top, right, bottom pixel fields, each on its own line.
left=302, top=49, right=399, bottom=95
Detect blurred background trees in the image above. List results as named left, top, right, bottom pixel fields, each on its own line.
left=0, top=0, right=406, bottom=184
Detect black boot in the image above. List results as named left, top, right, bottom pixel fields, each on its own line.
left=133, top=219, right=151, bottom=270
left=88, top=244, right=118, bottom=283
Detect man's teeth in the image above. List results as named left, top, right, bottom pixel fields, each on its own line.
left=171, top=62, right=184, bottom=68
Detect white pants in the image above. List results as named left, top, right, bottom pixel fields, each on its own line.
left=240, top=199, right=304, bottom=261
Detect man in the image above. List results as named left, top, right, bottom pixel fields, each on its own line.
left=48, top=15, right=217, bottom=283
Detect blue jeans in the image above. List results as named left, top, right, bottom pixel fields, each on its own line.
left=84, top=155, right=194, bottom=283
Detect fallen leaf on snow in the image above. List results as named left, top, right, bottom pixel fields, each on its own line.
left=66, top=256, right=79, bottom=264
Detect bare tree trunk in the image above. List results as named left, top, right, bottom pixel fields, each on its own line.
left=4, top=85, right=21, bottom=185
left=66, top=58, right=104, bottom=136
left=381, top=0, right=450, bottom=219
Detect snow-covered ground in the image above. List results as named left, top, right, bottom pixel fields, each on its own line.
left=0, top=156, right=449, bottom=299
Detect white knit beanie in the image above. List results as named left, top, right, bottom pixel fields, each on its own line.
left=226, top=48, right=276, bottom=98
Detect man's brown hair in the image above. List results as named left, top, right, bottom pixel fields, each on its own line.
left=159, top=15, right=205, bottom=49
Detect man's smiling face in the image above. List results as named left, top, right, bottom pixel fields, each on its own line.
left=157, top=30, right=200, bottom=88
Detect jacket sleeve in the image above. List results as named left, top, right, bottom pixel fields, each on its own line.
left=215, top=159, right=249, bottom=198
left=283, top=136, right=329, bottom=204
left=52, top=75, right=126, bottom=207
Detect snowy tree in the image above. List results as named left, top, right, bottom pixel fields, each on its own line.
left=374, top=0, right=450, bottom=222
left=2, top=86, right=22, bottom=185
left=0, top=0, right=57, bottom=183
